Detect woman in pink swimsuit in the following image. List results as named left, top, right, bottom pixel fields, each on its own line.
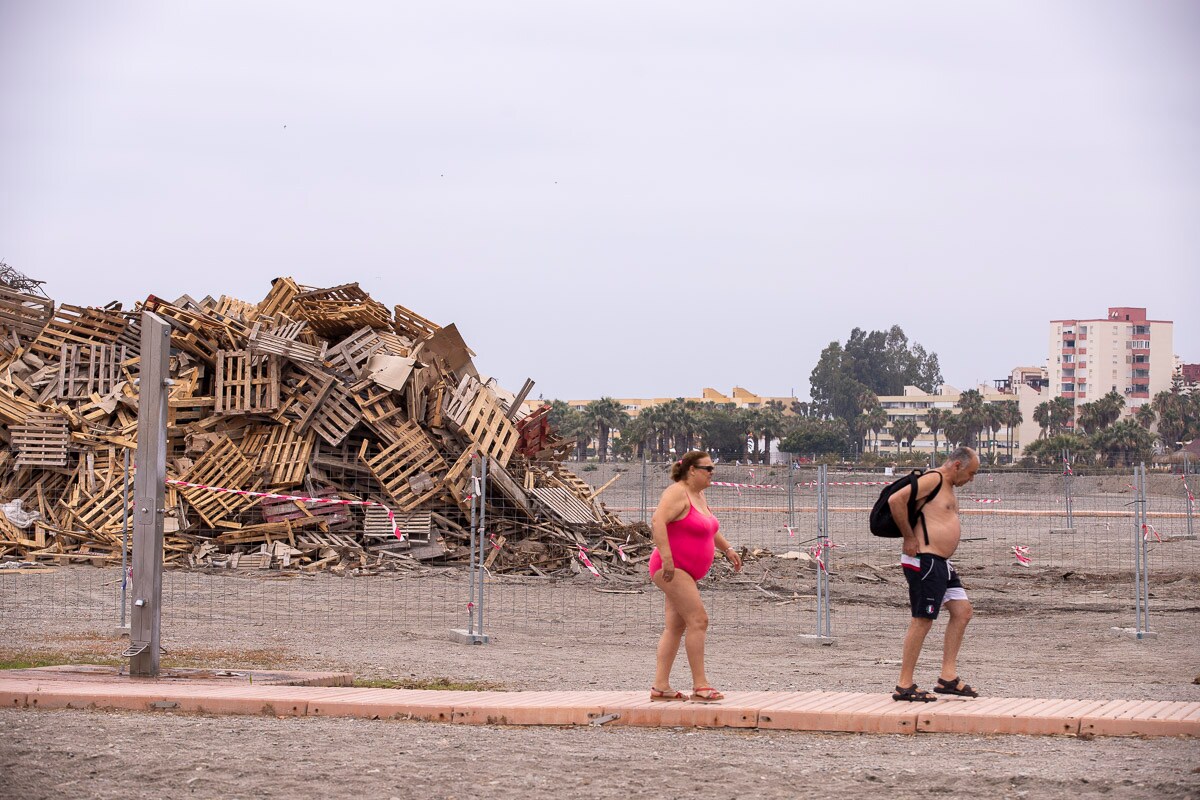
left=648, top=450, right=742, bottom=703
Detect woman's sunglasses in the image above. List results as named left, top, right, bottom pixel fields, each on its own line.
left=693, top=465, right=715, bottom=472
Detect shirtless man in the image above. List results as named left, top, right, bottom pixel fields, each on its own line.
left=890, top=446, right=981, bottom=702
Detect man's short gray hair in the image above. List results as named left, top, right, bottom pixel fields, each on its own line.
left=947, top=446, right=976, bottom=466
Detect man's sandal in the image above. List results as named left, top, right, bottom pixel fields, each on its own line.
left=892, top=684, right=937, bottom=702
left=690, top=687, right=725, bottom=703
left=649, top=687, right=687, bottom=702
left=934, top=677, right=979, bottom=698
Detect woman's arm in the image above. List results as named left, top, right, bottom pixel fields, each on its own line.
left=713, top=533, right=743, bottom=572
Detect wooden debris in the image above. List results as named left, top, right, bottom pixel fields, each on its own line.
left=0, top=276, right=638, bottom=575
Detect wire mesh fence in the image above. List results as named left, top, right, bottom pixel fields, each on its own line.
left=2, top=455, right=1196, bottom=660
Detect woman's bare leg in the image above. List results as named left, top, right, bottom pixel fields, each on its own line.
left=652, top=571, right=710, bottom=689
left=653, top=594, right=686, bottom=691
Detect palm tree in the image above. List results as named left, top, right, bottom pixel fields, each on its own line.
left=1033, top=401, right=1051, bottom=439
left=1049, top=396, right=1075, bottom=436
left=943, top=413, right=971, bottom=450
left=866, top=406, right=888, bottom=454
left=758, top=401, right=787, bottom=464
left=924, top=407, right=951, bottom=459
left=956, top=389, right=986, bottom=448
left=581, top=397, right=629, bottom=463
left=1001, top=400, right=1023, bottom=463
left=893, top=418, right=921, bottom=454
left=1135, top=404, right=1156, bottom=430
left=1076, top=401, right=1103, bottom=436
left=1093, top=419, right=1155, bottom=467
left=983, top=402, right=1004, bottom=462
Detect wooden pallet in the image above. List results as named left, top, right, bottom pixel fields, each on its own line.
left=0, top=385, right=43, bottom=428
left=58, top=343, right=126, bottom=400
left=278, top=367, right=362, bottom=446
left=327, top=326, right=409, bottom=377
left=142, top=296, right=249, bottom=365
left=359, top=422, right=447, bottom=512
left=457, top=388, right=518, bottom=467
left=259, top=486, right=349, bottom=527
left=178, top=435, right=263, bottom=527
left=257, top=277, right=302, bottom=318
left=0, top=287, right=54, bottom=342
left=207, top=295, right=258, bottom=322
left=27, top=304, right=126, bottom=362
left=213, top=349, right=281, bottom=414
left=354, top=383, right=408, bottom=443
left=294, top=283, right=392, bottom=338
left=247, top=423, right=314, bottom=488
left=12, top=412, right=71, bottom=468
left=443, top=374, right=481, bottom=429
left=364, top=507, right=432, bottom=541
left=393, top=302, right=440, bottom=341
left=247, top=322, right=327, bottom=366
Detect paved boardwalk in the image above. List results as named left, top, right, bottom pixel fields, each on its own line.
left=2, top=669, right=1197, bottom=737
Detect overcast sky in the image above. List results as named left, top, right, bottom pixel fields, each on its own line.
left=2, top=1, right=1197, bottom=401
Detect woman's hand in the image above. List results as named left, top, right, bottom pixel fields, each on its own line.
left=660, top=554, right=675, bottom=582
left=724, top=546, right=742, bottom=572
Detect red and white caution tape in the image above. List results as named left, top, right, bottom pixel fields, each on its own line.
left=826, top=481, right=892, bottom=487
left=967, top=497, right=1003, bottom=504
left=1063, top=456, right=1073, bottom=476
left=808, top=538, right=840, bottom=571
left=166, top=479, right=403, bottom=541
left=1012, top=545, right=1031, bottom=567
left=710, top=481, right=783, bottom=490
left=576, top=547, right=601, bottom=577
left=616, top=543, right=628, bottom=562
left=785, top=526, right=796, bottom=538
left=1141, top=523, right=1162, bottom=543
left=1183, top=475, right=1195, bottom=510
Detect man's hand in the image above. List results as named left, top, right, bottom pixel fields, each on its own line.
left=902, top=537, right=919, bottom=558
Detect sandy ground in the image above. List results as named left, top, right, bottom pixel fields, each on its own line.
left=2, top=466, right=1197, bottom=799
left=2, top=561, right=1199, bottom=800
left=2, top=706, right=1198, bottom=800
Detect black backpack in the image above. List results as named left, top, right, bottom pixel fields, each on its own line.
left=869, top=469, right=943, bottom=543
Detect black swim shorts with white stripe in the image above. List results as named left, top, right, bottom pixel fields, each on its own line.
left=901, top=552, right=968, bottom=619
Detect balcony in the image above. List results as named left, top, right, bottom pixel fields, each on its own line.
left=1061, top=347, right=1076, bottom=355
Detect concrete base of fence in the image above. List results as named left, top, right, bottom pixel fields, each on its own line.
left=796, top=634, right=837, bottom=646
left=0, top=664, right=352, bottom=687
left=3, top=670, right=1197, bottom=738
left=1111, top=627, right=1160, bottom=641
left=449, top=629, right=491, bottom=645
left=1049, top=528, right=1077, bottom=535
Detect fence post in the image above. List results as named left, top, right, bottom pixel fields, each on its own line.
left=118, top=446, right=130, bottom=633
left=451, top=452, right=489, bottom=644
left=802, top=464, right=835, bottom=645
left=640, top=454, right=649, bottom=524
left=1185, top=454, right=1194, bottom=540
left=1062, top=448, right=1074, bottom=529
left=128, top=311, right=170, bottom=676
left=1133, top=462, right=1153, bottom=639
left=786, top=464, right=796, bottom=530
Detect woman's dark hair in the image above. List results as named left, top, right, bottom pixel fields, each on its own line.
left=671, top=450, right=712, bottom=482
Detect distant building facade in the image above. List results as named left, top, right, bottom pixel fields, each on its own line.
left=1048, top=307, right=1174, bottom=408
left=567, top=387, right=794, bottom=416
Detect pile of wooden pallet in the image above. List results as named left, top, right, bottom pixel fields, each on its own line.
left=0, top=279, right=651, bottom=575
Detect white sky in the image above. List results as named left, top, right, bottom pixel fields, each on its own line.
left=2, top=1, right=1197, bottom=401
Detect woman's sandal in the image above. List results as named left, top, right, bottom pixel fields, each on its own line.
left=892, top=684, right=937, bottom=702
left=649, top=687, right=687, bottom=702
left=690, top=687, right=725, bottom=703
left=934, top=677, right=979, bottom=698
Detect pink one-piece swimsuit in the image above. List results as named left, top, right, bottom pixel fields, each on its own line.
left=649, top=502, right=720, bottom=581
